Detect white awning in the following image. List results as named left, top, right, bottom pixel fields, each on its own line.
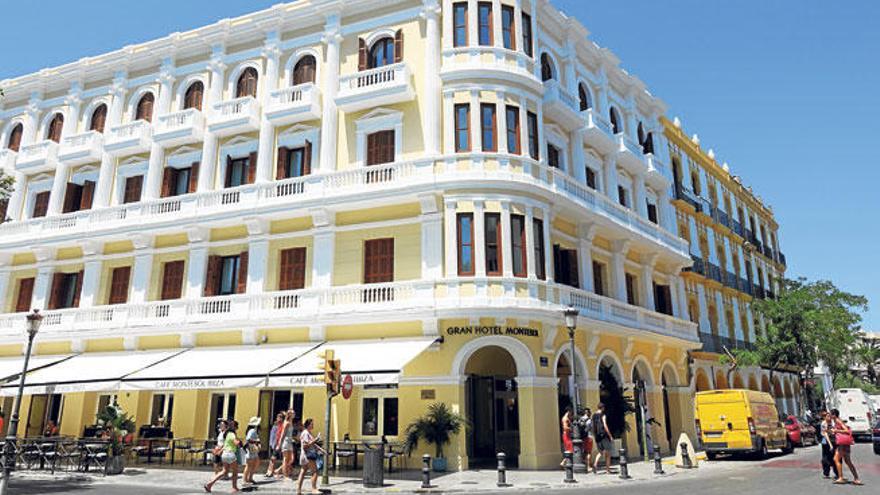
left=0, top=354, right=74, bottom=385
left=0, top=350, right=183, bottom=396
left=267, top=337, right=438, bottom=388
left=120, top=343, right=320, bottom=391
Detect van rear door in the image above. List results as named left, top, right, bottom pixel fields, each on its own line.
left=699, top=392, right=749, bottom=436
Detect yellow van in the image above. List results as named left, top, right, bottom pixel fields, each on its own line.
left=695, top=389, right=792, bottom=459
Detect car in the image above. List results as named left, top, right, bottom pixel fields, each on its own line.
left=873, top=419, right=880, bottom=455
left=783, top=415, right=818, bottom=447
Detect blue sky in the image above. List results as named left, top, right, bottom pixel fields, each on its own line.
left=1, top=1, right=877, bottom=329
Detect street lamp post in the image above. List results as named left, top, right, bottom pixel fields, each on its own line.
left=563, top=306, right=585, bottom=472
left=0, top=309, right=43, bottom=495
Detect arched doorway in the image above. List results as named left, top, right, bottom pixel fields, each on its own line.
left=748, top=374, right=759, bottom=391
left=631, top=360, right=653, bottom=458
left=660, top=365, right=682, bottom=451
left=694, top=368, right=711, bottom=392
left=465, top=346, right=520, bottom=467
left=598, top=355, right=626, bottom=441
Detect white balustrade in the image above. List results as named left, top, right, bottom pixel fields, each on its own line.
left=16, top=140, right=59, bottom=173
left=336, top=63, right=414, bottom=112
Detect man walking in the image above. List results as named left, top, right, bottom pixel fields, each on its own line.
left=819, top=411, right=839, bottom=479
left=591, top=403, right=613, bottom=475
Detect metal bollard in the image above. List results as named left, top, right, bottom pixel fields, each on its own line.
left=618, top=448, right=631, bottom=480
left=680, top=442, right=693, bottom=469
left=496, top=452, right=511, bottom=487
left=563, top=451, right=577, bottom=483
left=421, top=454, right=432, bottom=488
left=653, top=445, right=664, bottom=475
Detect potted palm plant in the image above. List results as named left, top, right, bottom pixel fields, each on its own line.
left=95, top=403, right=136, bottom=475
left=403, top=402, right=466, bottom=472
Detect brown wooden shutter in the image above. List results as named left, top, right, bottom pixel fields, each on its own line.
left=15, top=278, right=35, bottom=313
left=72, top=270, right=84, bottom=308
left=8, top=124, right=22, bottom=152
left=108, top=266, right=131, bottom=305
left=394, top=29, right=404, bottom=63
left=279, top=247, right=307, bottom=291
left=276, top=147, right=289, bottom=180
left=204, top=255, right=222, bottom=296
left=303, top=140, right=312, bottom=175
left=48, top=273, right=64, bottom=310
left=123, top=176, right=143, bottom=204
left=225, top=155, right=234, bottom=187
left=91, top=105, right=107, bottom=133
left=62, top=183, right=80, bottom=213
left=80, top=180, right=95, bottom=211
left=161, top=168, right=175, bottom=198
left=247, top=152, right=258, bottom=184
left=33, top=191, right=50, bottom=218
left=364, top=238, right=394, bottom=284
left=189, top=162, right=200, bottom=193
left=237, top=251, right=249, bottom=294
left=160, top=260, right=185, bottom=300
left=358, top=38, right=367, bottom=71
left=48, top=114, right=64, bottom=142
left=567, top=250, right=580, bottom=288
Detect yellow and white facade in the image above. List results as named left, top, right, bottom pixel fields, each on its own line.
left=0, top=0, right=706, bottom=469
left=664, top=117, right=800, bottom=416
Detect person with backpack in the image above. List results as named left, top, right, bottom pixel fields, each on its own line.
left=819, top=410, right=839, bottom=479
left=591, top=403, right=613, bottom=475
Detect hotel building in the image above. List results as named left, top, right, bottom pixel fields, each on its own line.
left=0, top=0, right=705, bottom=469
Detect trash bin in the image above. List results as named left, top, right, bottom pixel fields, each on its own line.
left=362, top=442, right=385, bottom=488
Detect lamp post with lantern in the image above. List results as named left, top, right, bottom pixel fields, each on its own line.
left=563, top=306, right=585, bottom=472
left=0, top=309, right=44, bottom=495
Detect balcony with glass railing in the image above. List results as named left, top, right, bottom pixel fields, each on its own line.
left=336, top=62, right=414, bottom=112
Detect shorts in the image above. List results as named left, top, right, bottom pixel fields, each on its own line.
left=282, top=438, right=294, bottom=452
left=596, top=437, right=613, bottom=453
left=213, top=453, right=222, bottom=464
left=584, top=436, right=594, bottom=452
left=221, top=451, right=237, bottom=465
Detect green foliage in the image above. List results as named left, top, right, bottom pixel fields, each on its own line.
left=726, top=278, right=867, bottom=385
left=403, top=402, right=466, bottom=459
left=0, top=169, right=13, bottom=200
left=853, top=336, right=880, bottom=387
left=598, top=364, right=636, bottom=438
left=96, top=404, right=136, bottom=456
left=834, top=371, right=880, bottom=395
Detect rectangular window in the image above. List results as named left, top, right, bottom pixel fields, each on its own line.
left=547, top=144, right=560, bottom=168
left=218, top=255, right=241, bottom=296
left=457, top=213, right=475, bottom=276
left=478, top=2, right=493, bottom=46
left=32, top=191, right=50, bottom=218
left=618, top=185, right=628, bottom=208
left=150, top=393, right=174, bottom=427
left=366, top=130, right=395, bottom=166
left=480, top=103, right=496, bottom=152
left=593, top=261, right=606, bottom=296
left=553, top=245, right=580, bottom=288
left=653, top=283, right=673, bottom=315
left=279, top=247, right=307, bottom=291
left=454, top=103, right=470, bottom=152
left=505, top=105, right=520, bottom=154
left=173, top=168, right=192, bottom=196
left=226, top=157, right=250, bottom=188
left=625, top=273, right=637, bottom=305
left=287, top=147, right=310, bottom=178
left=364, top=238, right=394, bottom=284
left=97, top=394, right=116, bottom=415
left=108, top=266, right=131, bottom=305
left=647, top=203, right=658, bottom=224
left=521, top=13, right=533, bottom=56
left=533, top=218, right=545, bottom=280
left=526, top=112, right=539, bottom=159
left=510, top=214, right=526, bottom=277
left=484, top=213, right=502, bottom=275
left=453, top=2, right=468, bottom=47
left=15, top=278, right=35, bottom=313
left=501, top=5, right=515, bottom=50
left=586, top=167, right=597, bottom=189
left=161, top=260, right=185, bottom=301
left=123, top=175, right=143, bottom=204
left=362, top=397, right=379, bottom=436
left=383, top=398, right=399, bottom=436
left=50, top=272, right=82, bottom=310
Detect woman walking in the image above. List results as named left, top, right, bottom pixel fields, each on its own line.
left=278, top=410, right=297, bottom=478
left=212, top=420, right=228, bottom=475
left=296, top=418, right=325, bottom=495
left=265, top=413, right=284, bottom=477
left=819, top=411, right=839, bottom=479
left=242, top=417, right=261, bottom=485
left=205, top=419, right=242, bottom=493
left=831, top=409, right=863, bottom=485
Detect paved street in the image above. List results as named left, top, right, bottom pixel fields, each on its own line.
left=5, top=443, right=879, bottom=494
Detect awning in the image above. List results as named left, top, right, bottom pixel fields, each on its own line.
left=267, top=337, right=438, bottom=388
left=0, top=354, right=74, bottom=385
left=0, top=350, right=183, bottom=396
left=120, top=343, right=320, bottom=391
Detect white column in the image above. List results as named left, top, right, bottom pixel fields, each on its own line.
left=46, top=163, right=70, bottom=216
left=676, top=277, right=689, bottom=320
left=496, top=91, right=508, bottom=153
left=423, top=0, right=441, bottom=156
left=611, top=240, right=629, bottom=302
left=473, top=201, right=486, bottom=277
left=500, top=202, right=513, bottom=278
left=542, top=208, right=552, bottom=280
left=247, top=237, right=269, bottom=293
left=62, top=86, right=83, bottom=138
left=491, top=0, right=503, bottom=47
left=186, top=245, right=209, bottom=298
left=571, top=129, right=586, bottom=182
left=603, top=156, right=618, bottom=199
left=256, top=37, right=281, bottom=183
left=94, top=76, right=127, bottom=207
left=441, top=0, right=453, bottom=50
left=633, top=172, right=648, bottom=217
left=0, top=268, right=11, bottom=313
left=143, top=66, right=175, bottom=200
left=640, top=255, right=657, bottom=311
left=518, top=96, right=530, bottom=159
left=536, top=104, right=546, bottom=163
left=525, top=207, right=536, bottom=278
left=421, top=210, right=443, bottom=280
left=442, top=92, right=454, bottom=155
left=732, top=297, right=744, bottom=341
left=696, top=285, right=710, bottom=333
left=513, top=0, right=523, bottom=55
left=443, top=200, right=458, bottom=277
left=657, top=187, right=672, bottom=231
left=578, top=225, right=595, bottom=292
left=198, top=52, right=226, bottom=192
left=5, top=172, right=27, bottom=221
left=130, top=250, right=154, bottom=304
left=78, top=258, right=103, bottom=308
left=563, top=39, right=577, bottom=95
left=467, top=0, right=478, bottom=45
left=319, top=15, right=342, bottom=173
left=469, top=90, right=481, bottom=151
left=32, top=266, right=54, bottom=311
left=312, top=230, right=335, bottom=288
left=715, top=291, right=728, bottom=337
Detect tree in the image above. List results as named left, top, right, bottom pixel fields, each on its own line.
left=403, top=402, right=466, bottom=459
left=0, top=169, right=13, bottom=199
left=724, top=278, right=868, bottom=407
left=853, top=335, right=880, bottom=386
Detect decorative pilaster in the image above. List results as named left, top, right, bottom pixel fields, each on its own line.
left=256, top=34, right=281, bottom=183
left=198, top=47, right=226, bottom=192
left=421, top=0, right=442, bottom=156
left=319, top=14, right=342, bottom=173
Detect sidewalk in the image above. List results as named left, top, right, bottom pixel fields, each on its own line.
left=11, top=454, right=723, bottom=494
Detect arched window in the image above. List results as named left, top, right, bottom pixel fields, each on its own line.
left=184, top=81, right=204, bottom=111
left=236, top=67, right=259, bottom=98
left=540, top=53, right=555, bottom=81
left=90, top=104, right=108, bottom=133
left=368, top=38, right=395, bottom=69
left=578, top=82, right=592, bottom=111
left=46, top=113, right=64, bottom=142
left=135, top=93, right=155, bottom=122
left=292, top=55, right=317, bottom=85
left=609, top=107, right=622, bottom=134
left=643, top=132, right=654, bottom=154
left=6, top=123, right=23, bottom=151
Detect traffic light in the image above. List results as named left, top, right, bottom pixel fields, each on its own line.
left=319, top=349, right=335, bottom=386
left=328, top=359, right=341, bottom=395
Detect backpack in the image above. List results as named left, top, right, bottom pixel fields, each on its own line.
left=591, top=412, right=604, bottom=440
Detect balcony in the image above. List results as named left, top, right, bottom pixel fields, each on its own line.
left=58, top=131, right=104, bottom=165
left=763, top=244, right=774, bottom=259
left=615, top=132, right=646, bottom=171
left=0, top=149, right=17, bottom=170
left=582, top=108, right=616, bottom=154
left=264, top=83, right=322, bottom=126
left=15, top=140, right=59, bottom=174
left=208, top=96, right=261, bottom=137
left=674, top=183, right=699, bottom=210
left=699, top=333, right=756, bottom=354
left=732, top=220, right=744, bottom=238
left=336, top=62, right=415, bottom=112
left=723, top=271, right=739, bottom=289
left=738, top=277, right=752, bottom=294
left=153, top=109, right=206, bottom=147
left=105, top=120, right=153, bottom=156
left=707, top=262, right=723, bottom=283
left=778, top=251, right=787, bottom=267
left=684, top=255, right=705, bottom=275
left=541, top=80, right=582, bottom=131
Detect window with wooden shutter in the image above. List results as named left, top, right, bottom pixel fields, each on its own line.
left=454, top=104, right=470, bottom=152
left=161, top=260, right=185, bottom=300
left=453, top=2, right=468, bottom=47
left=32, top=191, right=50, bottom=218
left=216, top=255, right=241, bottom=296
left=276, top=146, right=290, bottom=180
left=80, top=180, right=95, bottom=211
left=625, top=273, right=637, bottom=305
left=653, top=283, right=672, bottom=315
left=484, top=213, right=502, bottom=275
left=510, top=214, right=526, bottom=277
left=593, top=261, right=605, bottom=296
left=292, top=56, right=317, bottom=85
left=72, top=270, right=84, bottom=308
left=279, top=247, right=307, bottom=290
left=394, top=29, right=404, bottom=63
left=457, top=213, right=474, bottom=276
left=108, top=266, right=131, bottom=305
left=161, top=168, right=175, bottom=198
left=90, top=104, right=107, bottom=133
left=358, top=38, right=367, bottom=71
left=533, top=218, right=545, bottom=280
left=123, top=176, right=143, bottom=204
left=7, top=123, right=23, bottom=151
left=247, top=152, right=258, bottom=184
left=204, top=255, right=222, bottom=297
left=0, top=199, right=8, bottom=223
left=50, top=271, right=83, bottom=309
left=647, top=202, right=658, bottom=224
left=553, top=247, right=579, bottom=288
left=505, top=105, right=520, bottom=154
left=363, top=238, right=394, bottom=284
left=521, top=12, right=533, bottom=57
left=62, top=182, right=83, bottom=214
left=366, top=130, right=395, bottom=166
left=47, top=113, right=64, bottom=142
left=236, top=68, right=259, bottom=98
left=15, top=278, right=35, bottom=313
left=136, top=93, right=155, bottom=122
left=586, top=167, right=597, bottom=190
left=501, top=5, right=515, bottom=50
left=526, top=111, right=539, bottom=159
left=226, top=156, right=250, bottom=188
left=48, top=273, right=64, bottom=310
left=480, top=103, right=496, bottom=152
left=189, top=162, right=200, bottom=193
left=478, top=2, right=493, bottom=46
left=237, top=251, right=249, bottom=294
left=184, top=82, right=204, bottom=111
left=302, top=140, right=312, bottom=175
left=368, top=38, right=395, bottom=69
